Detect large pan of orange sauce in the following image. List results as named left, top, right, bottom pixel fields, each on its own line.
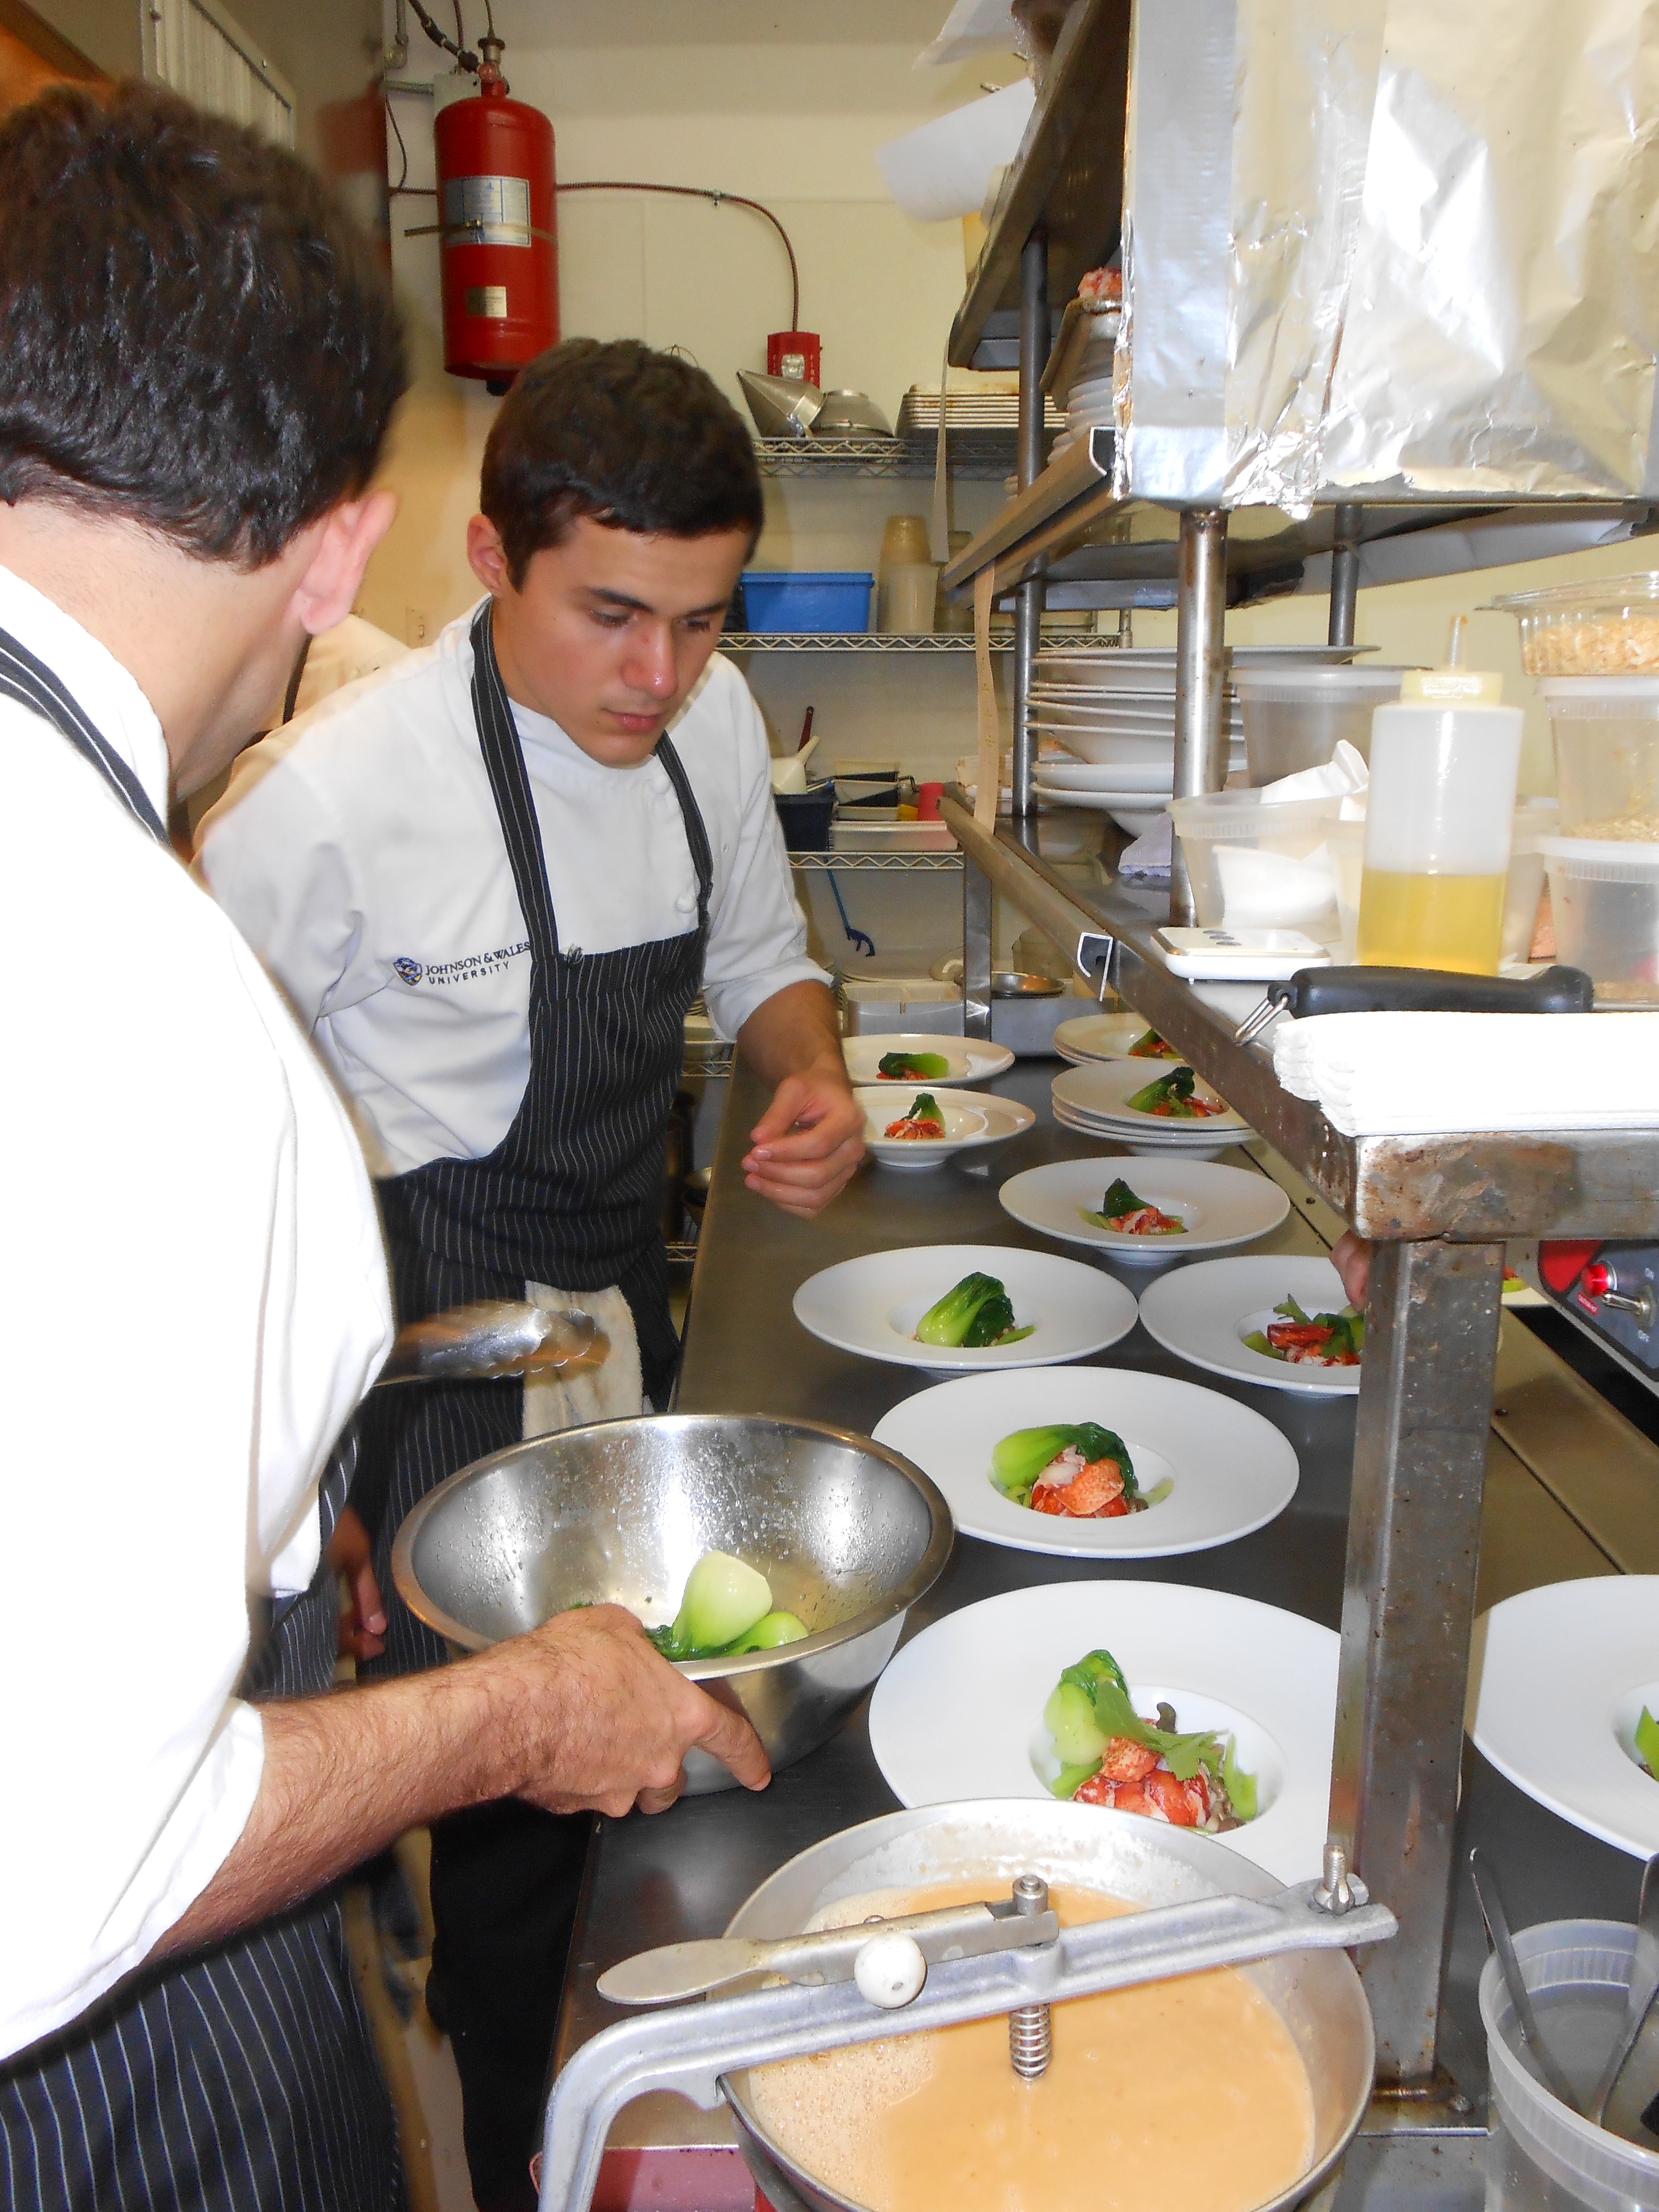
left=721, top=1802, right=1376, bottom=2212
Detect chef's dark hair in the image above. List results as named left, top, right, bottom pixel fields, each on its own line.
left=481, top=338, right=763, bottom=587
left=0, top=82, right=405, bottom=567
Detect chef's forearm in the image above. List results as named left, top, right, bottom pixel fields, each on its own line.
left=153, top=1603, right=768, bottom=1962
left=735, top=978, right=845, bottom=1085
left=154, top=1651, right=531, bottom=1960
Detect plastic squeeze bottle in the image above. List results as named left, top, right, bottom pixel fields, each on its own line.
left=1356, top=617, right=1524, bottom=974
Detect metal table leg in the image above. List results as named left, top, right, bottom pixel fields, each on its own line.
left=1330, top=1236, right=1505, bottom=2102
left=962, top=857, right=993, bottom=1041
left=1011, top=228, right=1048, bottom=825
left=1170, top=508, right=1229, bottom=925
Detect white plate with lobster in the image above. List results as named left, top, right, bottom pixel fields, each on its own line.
left=868, top=1581, right=1338, bottom=1882
left=871, top=1367, right=1299, bottom=1560
left=1137, top=1255, right=1363, bottom=1396
left=855, top=1086, right=1035, bottom=1171
left=998, top=1156, right=1289, bottom=1265
left=841, top=1033, right=1015, bottom=1088
left=1051, top=1011, right=1180, bottom=1065
left=1051, top=1058, right=1247, bottom=1136
left=792, top=1243, right=1139, bottom=1373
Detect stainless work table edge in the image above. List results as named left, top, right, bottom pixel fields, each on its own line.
left=551, top=1061, right=1644, bottom=2199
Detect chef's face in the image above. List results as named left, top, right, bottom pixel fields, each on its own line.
left=468, top=512, right=749, bottom=766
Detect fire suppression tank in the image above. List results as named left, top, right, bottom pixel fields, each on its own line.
left=433, top=36, right=557, bottom=392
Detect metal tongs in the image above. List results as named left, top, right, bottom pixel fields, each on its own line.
left=536, top=1849, right=1396, bottom=2212
left=1233, top=963, right=1595, bottom=1048
left=376, top=1299, right=602, bottom=1386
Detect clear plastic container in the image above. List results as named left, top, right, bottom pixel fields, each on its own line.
left=1539, top=836, right=1659, bottom=1004
left=1232, top=665, right=1412, bottom=784
left=1503, top=800, right=1560, bottom=966
left=1490, top=572, right=1659, bottom=675
left=1535, top=677, right=1659, bottom=837
left=1169, top=789, right=1343, bottom=932
left=1479, top=1917, right=1659, bottom=2211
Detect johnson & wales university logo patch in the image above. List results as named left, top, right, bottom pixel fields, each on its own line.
left=394, top=957, right=423, bottom=986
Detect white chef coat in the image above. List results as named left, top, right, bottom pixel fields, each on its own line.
left=0, top=564, right=394, bottom=2060
left=290, top=612, right=407, bottom=721
left=197, top=606, right=826, bottom=1179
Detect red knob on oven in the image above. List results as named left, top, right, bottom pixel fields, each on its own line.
left=1581, top=1262, right=1615, bottom=1301
left=1538, top=1238, right=1602, bottom=1295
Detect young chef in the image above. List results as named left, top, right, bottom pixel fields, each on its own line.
left=0, top=84, right=766, bottom=2212
left=196, top=338, right=865, bottom=2207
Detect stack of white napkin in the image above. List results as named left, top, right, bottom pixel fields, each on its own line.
left=1272, top=1011, right=1659, bottom=1136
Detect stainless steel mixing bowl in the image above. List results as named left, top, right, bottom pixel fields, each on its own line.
left=720, top=1801, right=1378, bottom=2212
left=390, top=1413, right=953, bottom=1793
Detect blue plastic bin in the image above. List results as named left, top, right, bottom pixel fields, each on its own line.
left=741, top=571, right=873, bottom=633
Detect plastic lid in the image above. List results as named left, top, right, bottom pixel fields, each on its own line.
left=1538, top=834, right=1659, bottom=876
left=1489, top=569, right=1659, bottom=614
left=1534, top=675, right=1659, bottom=700
left=1230, top=664, right=1415, bottom=696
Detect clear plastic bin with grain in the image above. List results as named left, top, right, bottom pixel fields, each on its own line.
left=1490, top=573, right=1659, bottom=676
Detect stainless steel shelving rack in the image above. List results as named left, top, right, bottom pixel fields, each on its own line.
left=788, top=849, right=962, bottom=872
left=753, top=432, right=1041, bottom=480
left=936, top=0, right=1659, bottom=2150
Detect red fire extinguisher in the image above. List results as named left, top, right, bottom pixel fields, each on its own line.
left=434, top=36, right=557, bottom=393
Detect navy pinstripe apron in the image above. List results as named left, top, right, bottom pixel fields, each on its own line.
left=0, top=629, right=399, bottom=2211
left=354, top=602, right=711, bottom=2211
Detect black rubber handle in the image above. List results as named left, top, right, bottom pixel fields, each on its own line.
left=1271, top=964, right=1595, bottom=1020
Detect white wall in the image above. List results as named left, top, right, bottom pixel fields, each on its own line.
left=363, top=0, right=1658, bottom=970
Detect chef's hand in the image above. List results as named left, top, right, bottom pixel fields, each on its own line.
left=743, top=1063, right=866, bottom=1218
left=1332, top=1230, right=1372, bottom=1307
left=497, top=1603, right=770, bottom=1817
left=326, top=1504, right=388, bottom=1662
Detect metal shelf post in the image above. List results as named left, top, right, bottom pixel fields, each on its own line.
left=1011, top=229, right=1050, bottom=824
left=962, top=859, right=993, bottom=1041
left=1334, top=1236, right=1507, bottom=2097
left=1329, top=503, right=1362, bottom=648
left=1169, top=509, right=1229, bottom=924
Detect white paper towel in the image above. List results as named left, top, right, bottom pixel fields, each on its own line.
left=877, top=80, right=1035, bottom=222
left=913, top=0, right=1019, bottom=66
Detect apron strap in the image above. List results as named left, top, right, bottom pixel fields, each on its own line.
left=468, top=599, right=564, bottom=968
left=652, top=730, right=715, bottom=932
left=0, top=621, right=171, bottom=846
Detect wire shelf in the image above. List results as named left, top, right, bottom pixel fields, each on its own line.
left=724, top=631, right=985, bottom=652
left=787, top=849, right=964, bottom=871
left=752, top=432, right=1039, bottom=480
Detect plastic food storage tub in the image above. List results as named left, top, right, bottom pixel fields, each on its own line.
left=1232, top=665, right=1411, bottom=783
left=1503, top=800, right=1560, bottom=966
left=1491, top=573, right=1659, bottom=675
left=1169, top=788, right=1343, bottom=932
left=1540, top=836, right=1659, bottom=1004
left=1479, top=1918, right=1659, bottom=2211
left=1535, top=678, right=1659, bottom=837
left=741, top=571, right=873, bottom=633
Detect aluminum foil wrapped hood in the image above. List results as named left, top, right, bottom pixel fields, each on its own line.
left=1114, top=0, right=1659, bottom=514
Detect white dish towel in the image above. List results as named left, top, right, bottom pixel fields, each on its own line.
left=1272, top=1011, right=1659, bottom=1136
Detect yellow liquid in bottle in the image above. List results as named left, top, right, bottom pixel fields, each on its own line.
left=1356, top=869, right=1506, bottom=975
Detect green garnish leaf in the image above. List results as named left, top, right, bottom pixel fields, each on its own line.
left=1125, top=1065, right=1197, bottom=1113
left=1102, top=1177, right=1150, bottom=1216
left=990, top=1424, right=1136, bottom=1506
left=1636, top=1706, right=1659, bottom=1781
left=905, top=1092, right=942, bottom=1124
left=877, top=1050, right=949, bottom=1080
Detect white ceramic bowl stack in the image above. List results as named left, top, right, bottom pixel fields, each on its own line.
left=1031, top=645, right=1364, bottom=833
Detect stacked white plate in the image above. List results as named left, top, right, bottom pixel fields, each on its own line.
left=1050, top=1059, right=1250, bottom=1157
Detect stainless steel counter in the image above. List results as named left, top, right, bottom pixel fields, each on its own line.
left=551, top=1061, right=1644, bottom=2209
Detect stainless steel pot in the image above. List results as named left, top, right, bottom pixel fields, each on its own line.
left=390, top=1414, right=953, bottom=1793
left=719, top=1801, right=1378, bottom=2212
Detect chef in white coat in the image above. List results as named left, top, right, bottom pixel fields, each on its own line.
left=198, top=337, right=865, bottom=2209
left=0, top=86, right=766, bottom=2212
